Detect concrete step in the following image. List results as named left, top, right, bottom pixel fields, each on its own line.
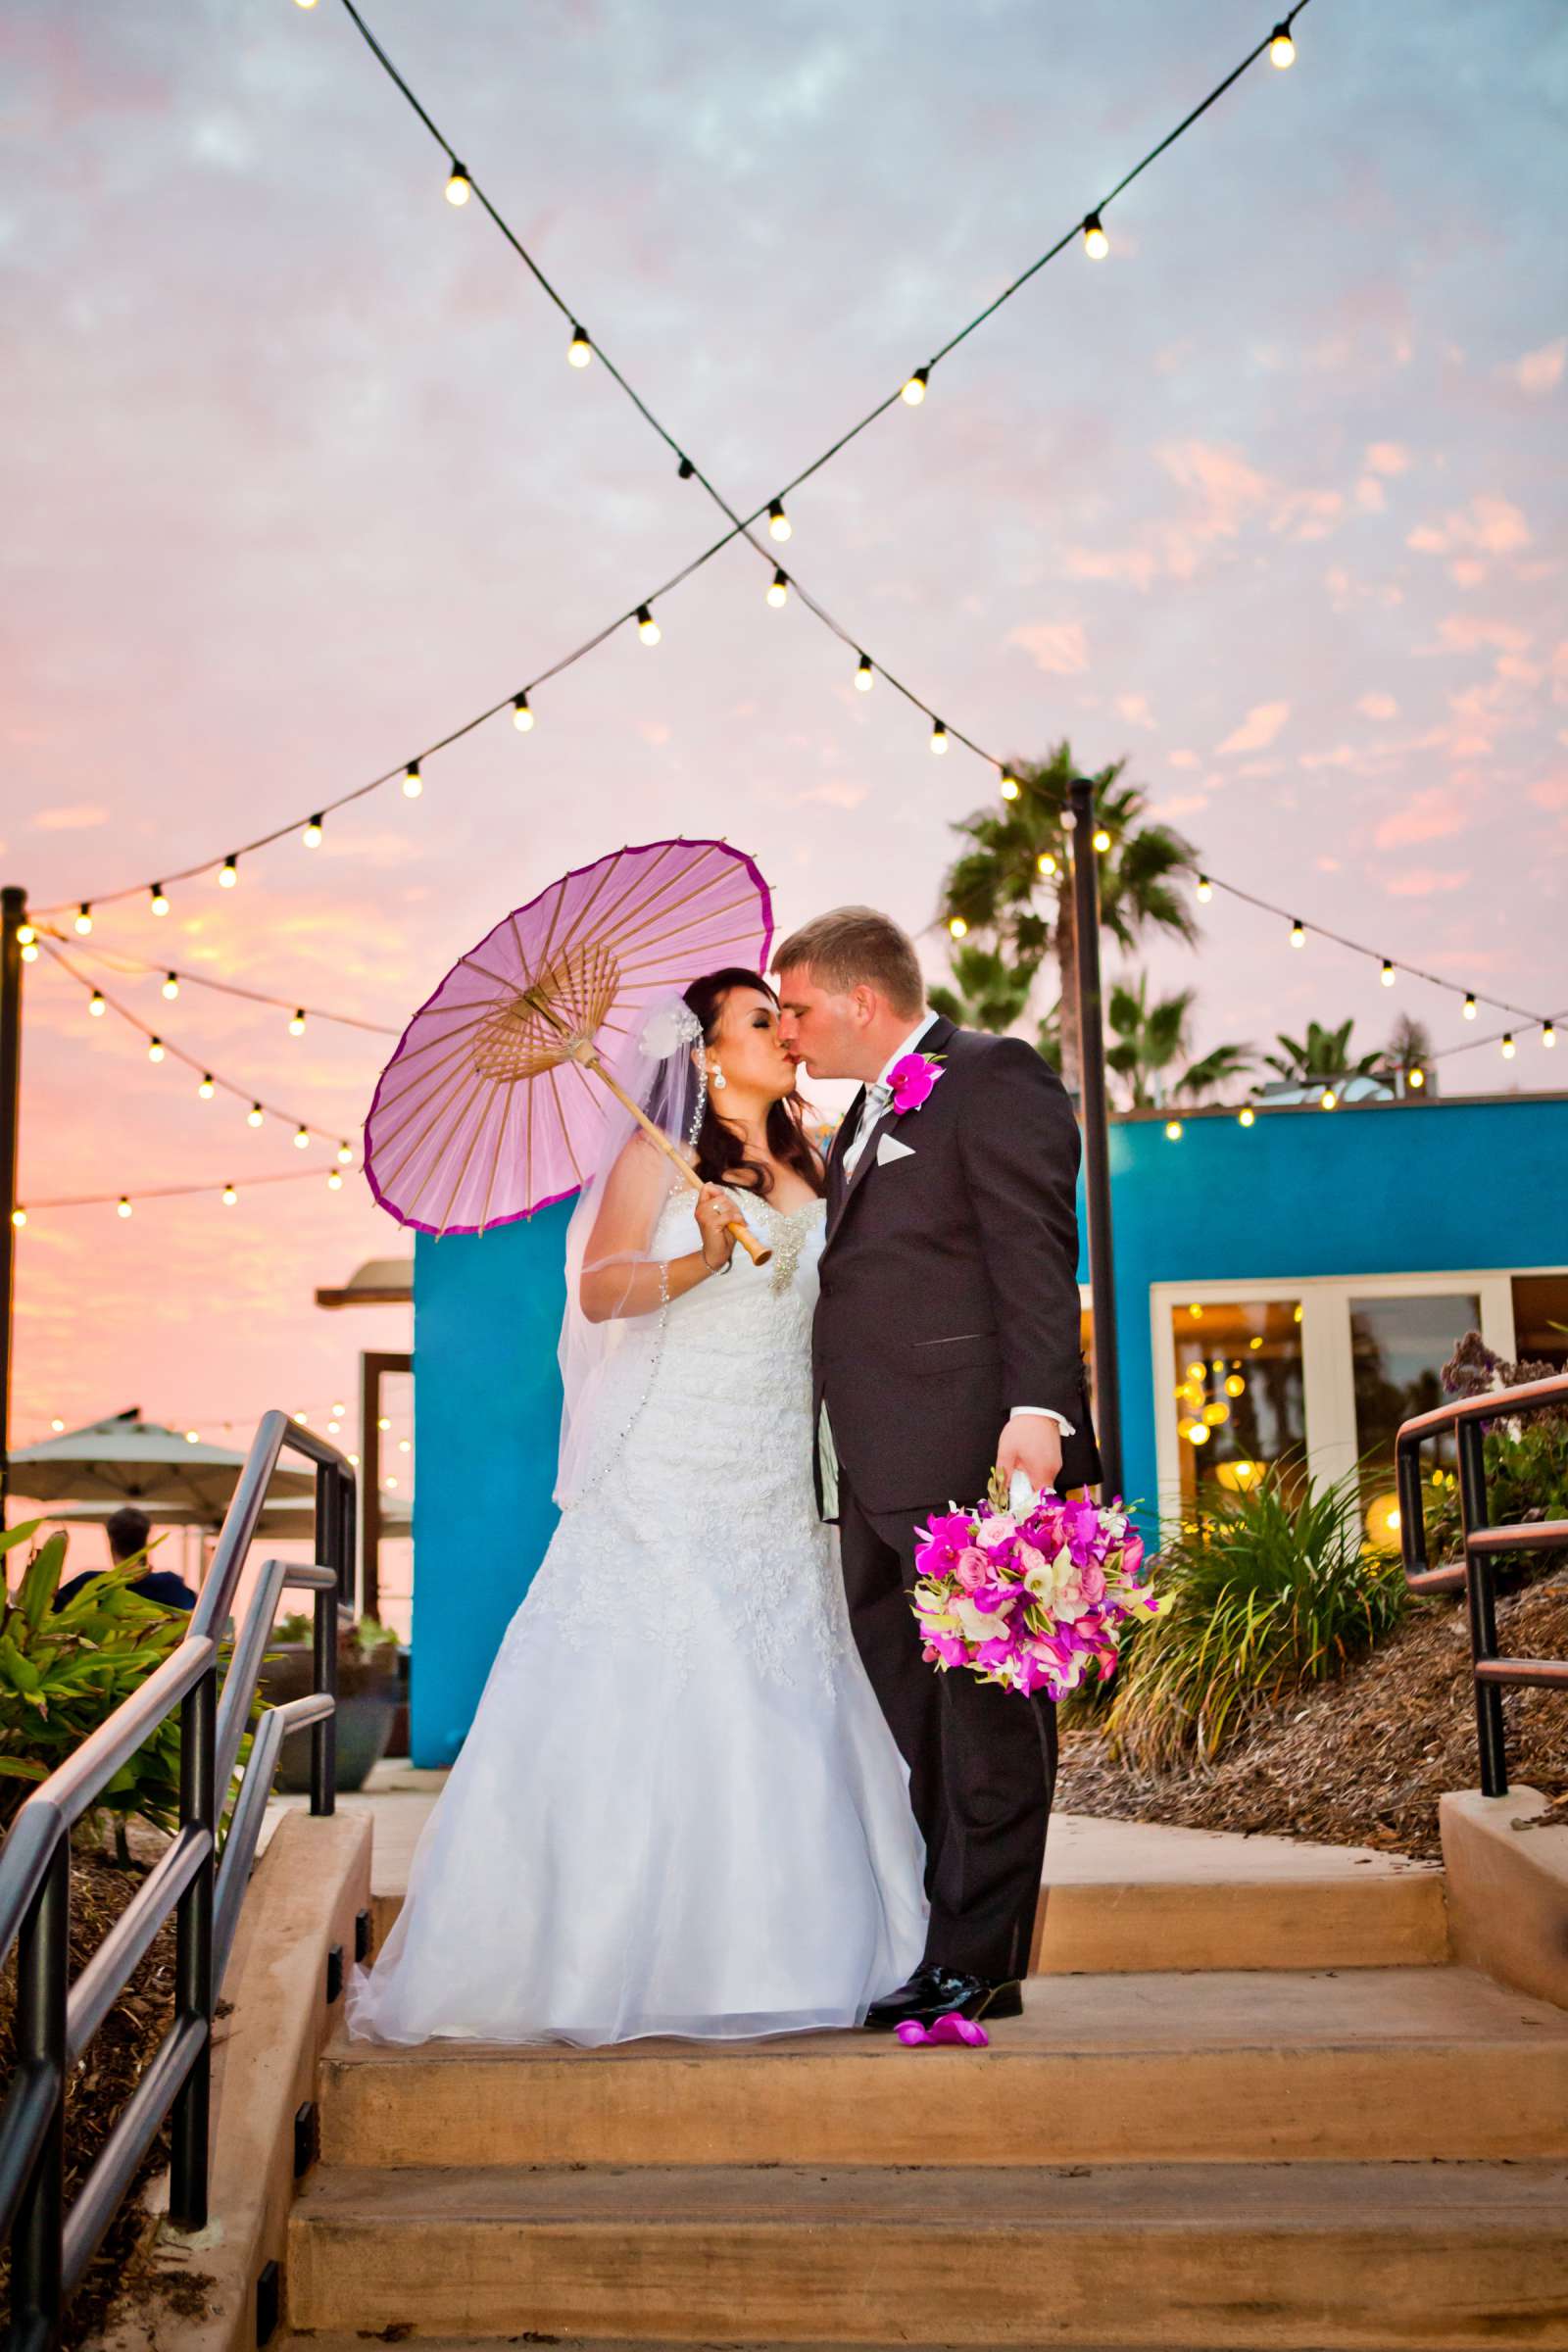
left=285, top=2158, right=1568, bottom=2347
left=320, top=1966, right=1568, bottom=2170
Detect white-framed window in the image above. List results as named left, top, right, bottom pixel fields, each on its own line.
left=1148, top=1267, right=1562, bottom=1538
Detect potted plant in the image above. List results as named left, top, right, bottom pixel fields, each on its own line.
left=261, top=1609, right=402, bottom=1793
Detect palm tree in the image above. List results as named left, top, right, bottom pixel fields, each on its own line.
left=938, top=741, right=1200, bottom=1095
left=1385, top=1010, right=1440, bottom=1098
left=1105, top=973, right=1254, bottom=1111
left=1262, top=1018, right=1385, bottom=1090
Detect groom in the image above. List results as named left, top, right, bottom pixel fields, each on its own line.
left=774, top=906, right=1100, bottom=2030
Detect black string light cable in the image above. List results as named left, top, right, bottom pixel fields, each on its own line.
left=59, top=936, right=400, bottom=1037
left=28, top=0, right=1314, bottom=918
left=37, top=942, right=363, bottom=1161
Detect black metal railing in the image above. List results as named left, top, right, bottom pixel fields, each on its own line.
left=1396, top=1368, right=1568, bottom=1796
left=0, top=1412, right=355, bottom=2352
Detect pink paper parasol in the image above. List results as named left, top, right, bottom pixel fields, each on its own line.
left=364, top=838, right=774, bottom=1242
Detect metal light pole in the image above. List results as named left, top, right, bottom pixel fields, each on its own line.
left=1067, top=783, right=1123, bottom=1501
left=0, top=884, right=25, bottom=1524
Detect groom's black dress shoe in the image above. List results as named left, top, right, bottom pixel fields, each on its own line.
left=865, top=1964, right=1024, bottom=2031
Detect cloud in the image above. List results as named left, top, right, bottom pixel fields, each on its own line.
left=1373, top=787, right=1469, bottom=849
left=1217, top=702, right=1290, bottom=755
left=1385, top=867, right=1472, bottom=897
left=1354, top=477, right=1387, bottom=514
left=31, top=804, right=109, bottom=831
left=1005, top=621, right=1089, bottom=675
left=1167, top=750, right=1200, bottom=769
left=1364, top=443, right=1411, bottom=476
left=1115, top=693, right=1155, bottom=730
left=1505, top=338, right=1565, bottom=395
left=1407, top=495, right=1532, bottom=559
left=1426, top=613, right=1533, bottom=656
left=1530, top=775, right=1568, bottom=811
left=1356, top=692, right=1399, bottom=720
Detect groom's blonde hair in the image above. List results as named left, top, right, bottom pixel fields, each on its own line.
left=773, top=906, right=925, bottom=1018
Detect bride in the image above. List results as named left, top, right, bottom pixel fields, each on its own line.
left=348, top=967, right=927, bottom=2045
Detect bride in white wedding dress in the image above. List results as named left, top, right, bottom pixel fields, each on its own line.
left=348, top=969, right=927, bottom=2047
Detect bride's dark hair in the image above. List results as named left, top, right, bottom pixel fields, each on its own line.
left=682, top=969, right=826, bottom=1200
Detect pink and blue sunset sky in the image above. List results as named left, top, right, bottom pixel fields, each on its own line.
left=5, top=0, right=1565, bottom=1474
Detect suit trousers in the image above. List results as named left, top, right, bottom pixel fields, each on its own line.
left=837, top=1470, right=1057, bottom=1983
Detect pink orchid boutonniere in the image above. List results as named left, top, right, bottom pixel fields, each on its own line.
left=888, top=1050, right=945, bottom=1115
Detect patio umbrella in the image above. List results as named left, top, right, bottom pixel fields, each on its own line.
left=7, top=1410, right=315, bottom=1514
left=365, top=838, right=775, bottom=1258
left=41, top=1494, right=411, bottom=1542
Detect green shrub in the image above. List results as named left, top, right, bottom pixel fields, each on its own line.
left=0, top=1520, right=189, bottom=1840
left=1104, top=1459, right=1409, bottom=1772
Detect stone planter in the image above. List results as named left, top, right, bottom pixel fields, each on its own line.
left=260, top=1639, right=401, bottom=1794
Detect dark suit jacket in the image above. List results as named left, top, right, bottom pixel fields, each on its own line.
left=813, top=1014, right=1101, bottom=1516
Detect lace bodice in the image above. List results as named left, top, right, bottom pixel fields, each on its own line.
left=514, top=1182, right=842, bottom=1691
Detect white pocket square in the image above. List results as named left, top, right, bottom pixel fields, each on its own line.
left=877, top=1133, right=915, bottom=1165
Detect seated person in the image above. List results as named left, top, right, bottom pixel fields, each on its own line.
left=54, top=1504, right=199, bottom=1612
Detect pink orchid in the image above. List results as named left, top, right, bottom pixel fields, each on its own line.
left=888, top=1050, right=945, bottom=1114
left=896, top=2011, right=990, bottom=2048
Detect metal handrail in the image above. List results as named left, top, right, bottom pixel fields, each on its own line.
left=0, top=1410, right=357, bottom=2352
left=1396, top=1368, right=1568, bottom=1795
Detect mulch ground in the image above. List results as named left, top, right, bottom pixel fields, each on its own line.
left=0, top=1832, right=214, bottom=2348
left=1057, top=1575, right=1568, bottom=1860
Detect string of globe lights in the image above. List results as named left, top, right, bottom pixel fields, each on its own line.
left=10, top=944, right=365, bottom=1229
left=47, top=931, right=399, bottom=1039
left=26, top=0, right=1312, bottom=923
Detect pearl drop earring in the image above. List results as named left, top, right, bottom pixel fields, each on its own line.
left=710, top=1062, right=728, bottom=1092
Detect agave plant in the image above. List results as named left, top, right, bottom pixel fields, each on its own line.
left=1103, top=1459, right=1409, bottom=1773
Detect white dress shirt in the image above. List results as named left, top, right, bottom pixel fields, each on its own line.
left=836, top=1013, right=1074, bottom=1439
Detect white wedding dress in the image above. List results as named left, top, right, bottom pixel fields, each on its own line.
left=348, top=1181, right=928, bottom=2046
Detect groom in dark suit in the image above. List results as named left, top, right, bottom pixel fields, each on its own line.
left=774, top=906, right=1100, bottom=2029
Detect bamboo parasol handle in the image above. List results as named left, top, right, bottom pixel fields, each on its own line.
left=569, top=1043, right=772, bottom=1267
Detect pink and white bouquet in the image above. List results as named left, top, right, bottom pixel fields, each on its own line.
left=910, top=1469, right=1165, bottom=1701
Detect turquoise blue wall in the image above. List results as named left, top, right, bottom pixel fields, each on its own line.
left=410, top=1199, right=572, bottom=1766
left=408, top=1094, right=1565, bottom=1759
left=1106, top=1094, right=1568, bottom=1521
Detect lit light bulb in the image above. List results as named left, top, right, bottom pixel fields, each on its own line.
left=327, top=1169, right=343, bottom=1190
left=1408, top=1066, right=1426, bottom=1090
left=1501, top=1033, right=1516, bottom=1060
left=185, top=1430, right=200, bottom=1445
left=1000, top=771, right=1020, bottom=802
left=947, top=914, right=968, bottom=940
left=151, top=885, right=170, bottom=916
left=1196, top=874, right=1212, bottom=902
left=289, top=1008, right=307, bottom=1037
left=377, top=1415, right=391, bottom=1431
left=1250, top=1335, right=1263, bottom=1350
left=1380, top=959, right=1396, bottom=987
left=11, top=1207, right=25, bottom=1228
left=221, top=1183, right=237, bottom=1205
left=567, top=322, right=592, bottom=368
left=1239, top=1106, right=1255, bottom=1127
left=1037, top=851, right=1057, bottom=877
left=930, top=720, right=949, bottom=756
left=853, top=655, right=875, bottom=694
left=247, top=1102, right=265, bottom=1128
left=512, top=692, right=535, bottom=732
left=148, top=1037, right=165, bottom=1063
left=1092, top=827, right=1111, bottom=854
left=117, top=1197, right=132, bottom=1219
left=1269, top=22, right=1296, bottom=68
left=398, top=1438, right=411, bottom=1454
left=766, top=568, right=790, bottom=609
left=767, top=499, right=792, bottom=543
left=332, top=1401, right=345, bottom=1416
left=902, top=367, right=929, bottom=406
left=445, top=160, right=471, bottom=206
left=75, top=904, right=93, bottom=935
left=347, top=1451, right=360, bottom=1467
left=402, top=762, right=422, bottom=799
left=294, top=1124, right=310, bottom=1149
left=303, top=813, right=323, bottom=849
left=636, top=604, right=662, bottom=646
left=327, top=1418, right=340, bottom=1435
left=1544, top=1023, right=1557, bottom=1049
left=20, top=941, right=37, bottom=962
left=1225, top=1373, right=1246, bottom=1398
left=1162, top=1120, right=1183, bottom=1141
left=1463, top=994, right=1477, bottom=1019
left=385, top=1475, right=398, bottom=1490
left=336, top=1141, right=353, bottom=1165
left=17, top=922, right=36, bottom=947
left=52, top=1416, right=64, bottom=1431
left=1320, top=1088, right=1337, bottom=1109
left=162, top=972, right=179, bottom=1001
left=1290, top=918, right=1305, bottom=949
left=198, top=1073, right=215, bottom=1099
left=89, top=991, right=105, bottom=1017
left=220, top=856, right=238, bottom=888
left=1082, top=212, right=1109, bottom=260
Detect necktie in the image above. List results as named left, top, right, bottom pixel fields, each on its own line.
left=842, top=1079, right=893, bottom=1175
